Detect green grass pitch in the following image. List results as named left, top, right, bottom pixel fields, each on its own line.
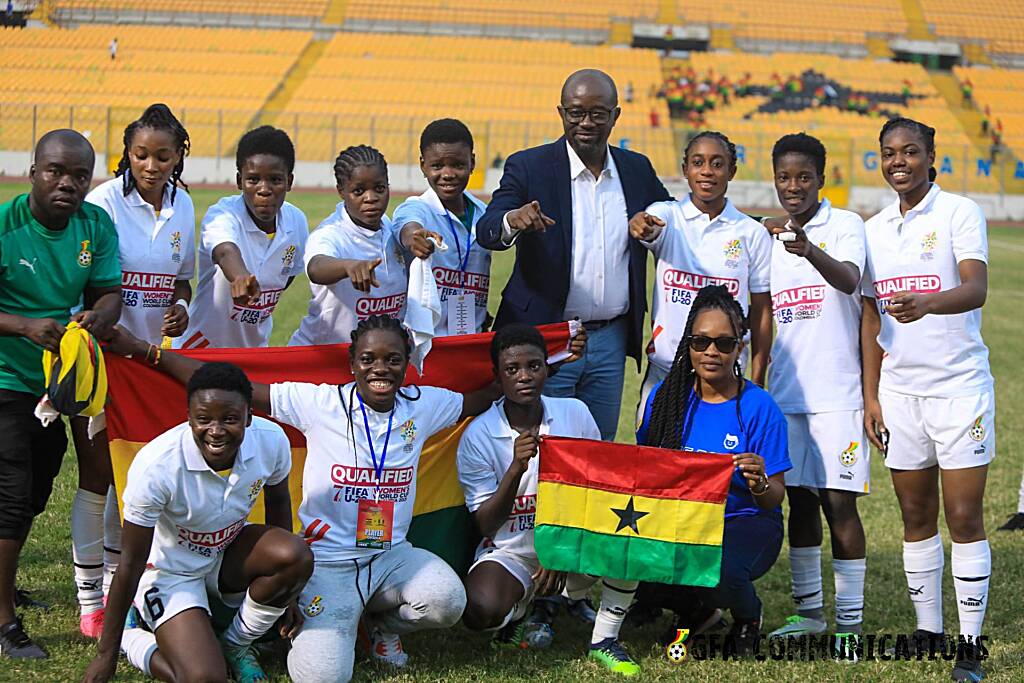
left=0, top=183, right=1022, bottom=681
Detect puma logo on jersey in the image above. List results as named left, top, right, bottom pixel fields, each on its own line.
left=18, top=257, right=37, bottom=274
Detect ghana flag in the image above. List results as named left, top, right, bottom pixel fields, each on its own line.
left=104, top=323, right=574, bottom=576
left=534, top=437, right=733, bottom=586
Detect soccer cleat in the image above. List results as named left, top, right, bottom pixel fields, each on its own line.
left=492, top=616, right=554, bottom=650
left=728, top=619, right=762, bottom=658
left=951, top=654, right=985, bottom=681
left=528, top=596, right=560, bottom=626
left=219, top=635, right=269, bottom=683
left=79, top=609, right=105, bottom=639
left=0, top=618, right=48, bottom=659
left=833, top=632, right=862, bottom=662
left=588, top=637, right=641, bottom=676
left=13, top=589, right=49, bottom=610
left=996, top=512, right=1024, bottom=531
left=566, top=597, right=597, bottom=624
left=768, top=614, right=828, bottom=639
left=370, top=628, right=409, bottom=668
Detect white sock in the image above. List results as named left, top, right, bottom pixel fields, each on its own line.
left=222, top=590, right=286, bottom=647
left=789, top=545, right=824, bottom=619
left=1017, top=471, right=1024, bottom=514
left=71, top=488, right=106, bottom=615
left=833, top=558, right=866, bottom=632
left=102, top=485, right=122, bottom=596
left=903, top=534, right=944, bottom=633
left=590, top=578, right=637, bottom=644
left=952, top=540, right=991, bottom=641
left=121, top=627, right=157, bottom=676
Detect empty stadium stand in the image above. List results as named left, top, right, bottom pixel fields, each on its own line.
left=0, top=24, right=310, bottom=157
left=921, top=0, right=1024, bottom=58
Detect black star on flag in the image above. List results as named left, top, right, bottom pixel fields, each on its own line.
left=610, top=496, right=649, bottom=534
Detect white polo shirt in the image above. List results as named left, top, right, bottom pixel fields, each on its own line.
left=86, top=178, right=196, bottom=345
left=457, top=396, right=599, bottom=559
left=392, top=188, right=491, bottom=335
left=176, top=194, right=307, bottom=349
left=643, top=195, right=772, bottom=372
left=768, top=199, right=866, bottom=414
left=121, top=417, right=291, bottom=577
left=862, top=184, right=992, bottom=398
left=269, top=381, right=464, bottom=561
left=289, top=205, right=407, bottom=346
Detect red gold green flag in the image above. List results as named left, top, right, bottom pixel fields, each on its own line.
left=104, top=324, right=572, bottom=575
left=535, top=436, right=733, bottom=586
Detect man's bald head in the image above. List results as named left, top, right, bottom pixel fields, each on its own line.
left=34, top=129, right=95, bottom=166
left=560, top=69, right=618, bottom=107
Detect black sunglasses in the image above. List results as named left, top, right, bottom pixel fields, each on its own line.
left=685, top=335, right=741, bottom=353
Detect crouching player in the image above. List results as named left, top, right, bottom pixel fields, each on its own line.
left=83, top=363, right=313, bottom=683
left=457, top=324, right=643, bottom=676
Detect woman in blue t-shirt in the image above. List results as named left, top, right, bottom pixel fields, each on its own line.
left=636, top=284, right=791, bottom=654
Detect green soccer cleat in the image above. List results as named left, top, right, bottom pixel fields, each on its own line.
left=588, top=637, right=641, bottom=676
left=768, top=614, right=828, bottom=639
left=219, top=636, right=269, bottom=683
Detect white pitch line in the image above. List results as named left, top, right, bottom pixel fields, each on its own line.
left=990, top=238, right=1024, bottom=254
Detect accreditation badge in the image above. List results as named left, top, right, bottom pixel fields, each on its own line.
left=355, top=498, right=394, bottom=550
left=445, top=291, right=475, bottom=336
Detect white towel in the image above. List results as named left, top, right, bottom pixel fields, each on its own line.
left=33, top=397, right=106, bottom=437
left=404, top=237, right=447, bottom=374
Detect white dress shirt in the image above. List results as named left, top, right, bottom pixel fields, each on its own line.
left=502, top=143, right=630, bottom=323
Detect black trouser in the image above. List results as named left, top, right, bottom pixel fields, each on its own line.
left=0, top=389, right=67, bottom=540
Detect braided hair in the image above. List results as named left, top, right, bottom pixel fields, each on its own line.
left=334, top=145, right=388, bottom=187
left=645, top=284, right=749, bottom=450
left=684, top=130, right=738, bottom=170
left=879, top=116, right=937, bottom=182
left=115, top=103, right=190, bottom=203
left=341, top=315, right=419, bottom=455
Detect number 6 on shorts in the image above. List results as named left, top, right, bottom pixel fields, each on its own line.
left=144, top=586, right=165, bottom=621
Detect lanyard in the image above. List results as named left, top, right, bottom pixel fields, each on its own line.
left=357, top=393, right=395, bottom=502
left=442, top=204, right=473, bottom=286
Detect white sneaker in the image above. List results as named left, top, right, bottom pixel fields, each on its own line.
left=767, top=614, right=828, bottom=639
left=370, top=629, right=409, bottom=668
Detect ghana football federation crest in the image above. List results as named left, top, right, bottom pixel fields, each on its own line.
left=304, top=595, right=324, bottom=617
left=839, top=441, right=859, bottom=467
left=969, top=416, right=985, bottom=442
left=77, top=240, right=93, bottom=267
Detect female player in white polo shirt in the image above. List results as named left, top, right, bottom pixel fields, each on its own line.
left=392, top=119, right=492, bottom=336
left=457, top=324, right=641, bottom=676
left=83, top=362, right=313, bottom=683
left=759, top=134, right=868, bottom=646
left=107, top=314, right=585, bottom=681
left=861, top=117, right=993, bottom=682
left=176, top=126, right=307, bottom=350
left=289, top=146, right=409, bottom=346
left=629, top=131, right=773, bottom=416
left=72, top=103, right=196, bottom=638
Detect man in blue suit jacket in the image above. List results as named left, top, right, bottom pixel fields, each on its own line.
left=477, top=69, right=670, bottom=442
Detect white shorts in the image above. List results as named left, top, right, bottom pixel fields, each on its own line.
left=785, top=411, right=870, bottom=495
left=134, top=554, right=239, bottom=631
left=879, top=389, right=996, bottom=471
left=470, top=545, right=540, bottom=598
